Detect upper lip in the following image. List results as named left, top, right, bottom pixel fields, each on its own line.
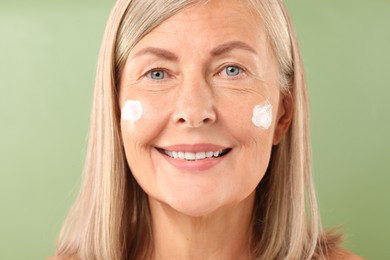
left=156, top=143, right=230, bottom=153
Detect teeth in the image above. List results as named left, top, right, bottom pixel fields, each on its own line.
left=195, top=152, right=206, bottom=160
left=163, top=149, right=227, bottom=160
left=206, top=151, right=213, bottom=158
left=178, top=152, right=185, bottom=159
left=185, top=152, right=196, bottom=160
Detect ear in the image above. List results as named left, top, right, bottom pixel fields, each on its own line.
left=273, top=92, right=293, bottom=145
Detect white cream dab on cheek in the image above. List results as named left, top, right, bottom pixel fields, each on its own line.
left=251, top=101, right=273, bottom=129
left=121, top=100, right=143, bottom=122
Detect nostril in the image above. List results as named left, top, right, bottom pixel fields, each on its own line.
left=174, top=109, right=216, bottom=127
left=203, top=118, right=211, bottom=124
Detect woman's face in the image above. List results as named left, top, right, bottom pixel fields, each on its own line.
left=119, top=0, right=290, bottom=216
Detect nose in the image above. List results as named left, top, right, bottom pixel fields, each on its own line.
left=172, top=75, right=216, bottom=128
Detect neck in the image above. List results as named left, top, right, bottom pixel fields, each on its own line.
left=148, top=192, right=255, bottom=260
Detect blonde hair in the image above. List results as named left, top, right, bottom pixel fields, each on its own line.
left=56, top=0, right=340, bottom=259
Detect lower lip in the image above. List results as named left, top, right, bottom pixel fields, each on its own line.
left=159, top=151, right=227, bottom=171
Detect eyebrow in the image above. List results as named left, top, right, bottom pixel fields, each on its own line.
left=210, top=41, right=258, bottom=56
left=132, top=47, right=179, bottom=61
left=132, top=41, right=257, bottom=60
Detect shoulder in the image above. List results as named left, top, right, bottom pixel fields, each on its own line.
left=330, top=249, right=365, bottom=260
left=46, top=254, right=80, bottom=260
left=317, top=230, right=364, bottom=260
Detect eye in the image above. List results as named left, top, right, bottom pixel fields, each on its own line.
left=219, top=65, right=245, bottom=78
left=147, top=69, right=166, bottom=80
left=225, top=66, right=241, bottom=76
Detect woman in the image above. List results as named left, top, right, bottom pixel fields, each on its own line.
left=51, top=0, right=363, bottom=259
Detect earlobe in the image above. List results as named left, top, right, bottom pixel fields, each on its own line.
left=272, top=92, right=293, bottom=145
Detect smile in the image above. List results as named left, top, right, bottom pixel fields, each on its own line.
left=157, top=148, right=231, bottom=161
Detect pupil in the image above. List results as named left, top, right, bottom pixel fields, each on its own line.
left=227, top=66, right=239, bottom=76
left=152, top=71, right=164, bottom=79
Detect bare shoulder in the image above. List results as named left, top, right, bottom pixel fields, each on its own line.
left=330, top=249, right=366, bottom=260
left=46, top=254, right=80, bottom=260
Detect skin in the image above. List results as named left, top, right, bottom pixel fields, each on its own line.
left=47, top=1, right=364, bottom=259
left=47, top=252, right=365, bottom=260
left=118, top=0, right=292, bottom=259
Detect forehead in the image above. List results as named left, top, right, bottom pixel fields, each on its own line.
left=130, top=0, right=269, bottom=55
left=161, top=0, right=261, bottom=30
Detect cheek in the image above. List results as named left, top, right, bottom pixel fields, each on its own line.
left=221, top=98, right=275, bottom=178
left=121, top=100, right=146, bottom=154
left=120, top=99, right=169, bottom=164
left=121, top=100, right=143, bottom=122
left=121, top=98, right=170, bottom=139
left=221, top=97, right=274, bottom=140
left=251, top=100, right=273, bottom=129
left=120, top=98, right=172, bottom=194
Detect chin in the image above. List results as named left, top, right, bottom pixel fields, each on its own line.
left=165, top=186, right=258, bottom=218
left=164, top=192, right=227, bottom=217
left=170, top=202, right=223, bottom=217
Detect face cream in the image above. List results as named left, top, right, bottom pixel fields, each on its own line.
left=252, top=101, right=272, bottom=129
left=121, top=100, right=143, bottom=122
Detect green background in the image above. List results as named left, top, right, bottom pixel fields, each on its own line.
left=0, top=0, right=389, bottom=259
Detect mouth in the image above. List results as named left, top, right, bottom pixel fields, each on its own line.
left=156, top=148, right=232, bottom=161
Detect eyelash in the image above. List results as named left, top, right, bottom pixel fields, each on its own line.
left=217, top=64, right=246, bottom=79
left=145, top=68, right=169, bottom=80
left=143, top=64, right=247, bottom=81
